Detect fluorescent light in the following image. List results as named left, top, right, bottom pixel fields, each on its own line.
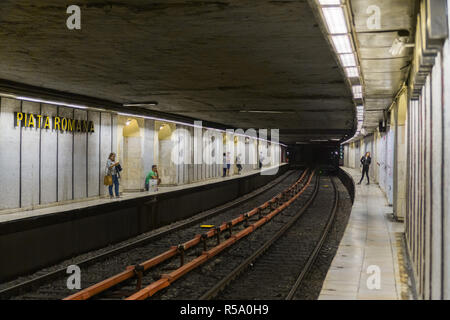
left=339, top=53, right=356, bottom=67
left=239, top=110, right=286, bottom=114
left=345, top=67, right=359, bottom=78
left=321, top=7, right=348, bottom=34
left=331, top=35, right=353, bottom=53
left=16, top=96, right=88, bottom=109
left=352, top=85, right=363, bottom=99
left=318, top=0, right=341, bottom=4
left=123, top=102, right=158, bottom=107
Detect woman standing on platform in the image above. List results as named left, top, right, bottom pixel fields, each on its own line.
left=106, top=152, right=121, bottom=199
left=358, top=152, right=371, bottom=185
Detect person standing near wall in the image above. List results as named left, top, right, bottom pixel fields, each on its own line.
left=358, top=152, right=372, bottom=185
left=106, top=152, right=121, bottom=199
left=226, top=152, right=231, bottom=176
left=259, top=151, right=264, bottom=169
left=236, top=153, right=243, bottom=175
left=222, top=153, right=227, bottom=177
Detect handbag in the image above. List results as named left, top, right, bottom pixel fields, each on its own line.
left=104, top=175, right=113, bottom=186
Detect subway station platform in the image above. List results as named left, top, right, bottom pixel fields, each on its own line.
left=319, top=167, right=411, bottom=300
left=0, top=165, right=283, bottom=224
left=0, top=164, right=288, bottom=282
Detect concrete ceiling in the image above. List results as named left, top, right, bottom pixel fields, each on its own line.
left=350, top=0, right=416, bottom=132
left=0, top=0, right=357, bottom=144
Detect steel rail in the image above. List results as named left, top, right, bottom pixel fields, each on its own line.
left=285, top=176, right=339, bottom=300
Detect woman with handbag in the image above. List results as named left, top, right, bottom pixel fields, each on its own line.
left=105, top=152, right=120, bottom=199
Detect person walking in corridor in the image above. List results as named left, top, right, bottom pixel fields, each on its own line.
left=358, top=152, right=371, bottom=185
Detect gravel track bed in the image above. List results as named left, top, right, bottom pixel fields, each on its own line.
left=290, top=176, right=353, bottom=300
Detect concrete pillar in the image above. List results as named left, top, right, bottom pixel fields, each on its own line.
left=58, top=106, right=74, bottom=201
left=21, top=101, right=41, bottom=207
left=87, top=111, right=100, bottom=197
left=158, top=122, right=177, bottom=185
left=118, top=117, right=144, bottom=191
left=393, top=91, right=408, bottom=221
left=442, top=14, right=450, bottom=298
left=0, top=98, right=21, bottom=209
left=73, top=108, right=88, bottom=200
left=431, top=52, right=443, bottom=299
left=41, top=103, right=58, bottom=204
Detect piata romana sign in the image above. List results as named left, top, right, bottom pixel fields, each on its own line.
left=14, top=112, right=95, bottom=133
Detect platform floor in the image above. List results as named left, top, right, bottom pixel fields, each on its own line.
left=0, top=164, right=284, bottom=224
left=319, top=167, right=409, bottom=300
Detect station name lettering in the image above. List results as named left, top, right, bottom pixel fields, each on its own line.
left=14, top=112, right=95, bottom=133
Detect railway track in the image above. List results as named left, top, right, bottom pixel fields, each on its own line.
left=69, top=169, right=314, bottom=300
left=200, top=175, right=338, bottom=300
left=0, top=169, right=304, bottom=300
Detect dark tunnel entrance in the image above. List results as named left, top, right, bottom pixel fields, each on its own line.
left=287, top=144, right=341, bottom=173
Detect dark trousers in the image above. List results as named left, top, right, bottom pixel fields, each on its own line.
left=109, top=174, right=120, bottom=196
left=359, top=166, right=370, bottom=184
left=223, top=168, right=227, bottom=177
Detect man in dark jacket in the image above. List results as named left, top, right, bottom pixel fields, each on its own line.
left=358, top=152, right=371, bottom=185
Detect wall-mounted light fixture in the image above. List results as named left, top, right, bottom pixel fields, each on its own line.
left=123, top=101, right=158, bottom=107
left=389, top=36, right=414, bottom=57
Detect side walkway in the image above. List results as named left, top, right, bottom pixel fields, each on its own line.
left=319, top=167, right=408, bottom=300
